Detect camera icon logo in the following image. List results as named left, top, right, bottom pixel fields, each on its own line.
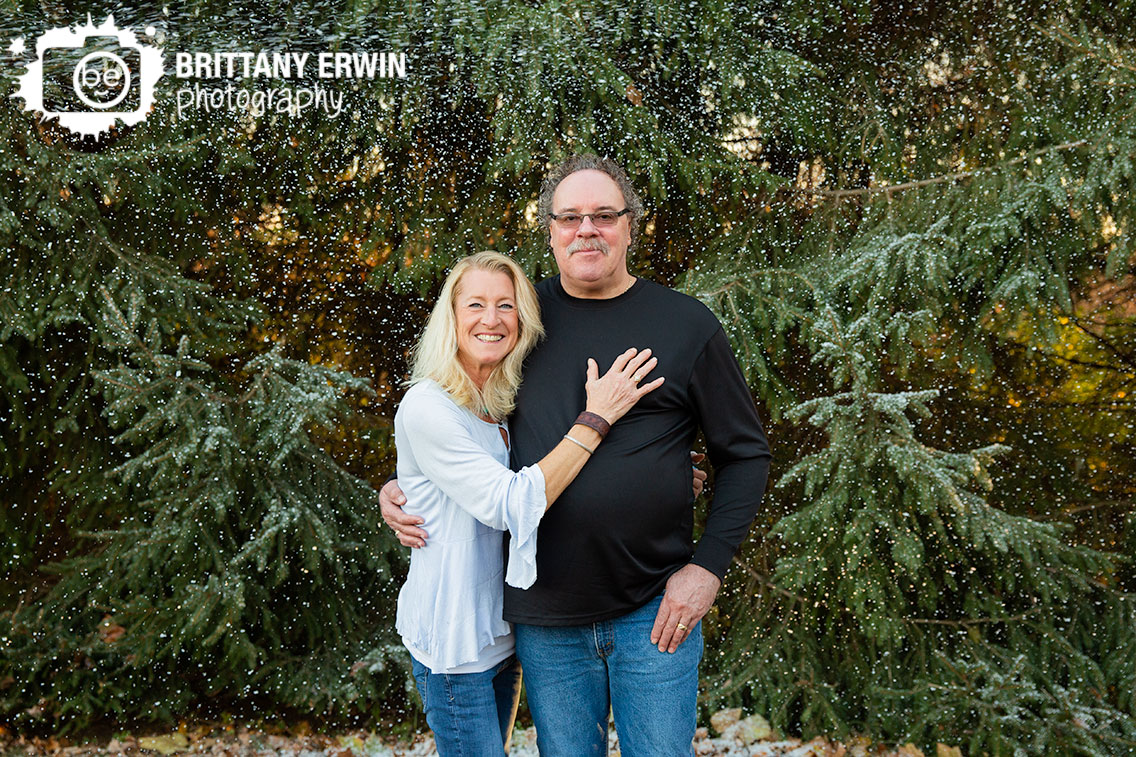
left=73, top=50, right=133, bottom=109
left=12, top=15, right=164, bottom=138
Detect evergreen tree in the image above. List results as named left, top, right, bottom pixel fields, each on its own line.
left=682, top=3, right=1136, bottom=751
left=704, top=322, right=1133, bottom=752
left=1, top=0, right=415, bottom=730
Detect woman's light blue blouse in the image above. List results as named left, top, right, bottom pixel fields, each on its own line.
left=394, top=380, right=547, bottom=673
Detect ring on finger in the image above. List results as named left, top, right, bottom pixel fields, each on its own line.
left=632, top=373, right=643, bottom=382
left=676, top=622, right=688, bottom=631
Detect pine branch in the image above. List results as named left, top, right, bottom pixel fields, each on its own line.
left=1048, top=25, right=1136, bottom=74
left=904, top=603, right=1043, bottom=628
left=1072, top=319, right=1136, bottom=371
left=698, top=268, right=821, bottom=302
left=1062, top=500, right=1135, bottom=515
left=1094, top=731, right=1136, bottom=749
left=55, top=135, right=212, bottom=170
left=793, top=140, right=1091, bottom=199
left=1018, top=400, right=1136, bottom=408
left=1032, top=348, right=1134, bottom=373
left=732, top=556, right=810, bottom=604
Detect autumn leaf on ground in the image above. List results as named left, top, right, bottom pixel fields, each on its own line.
left=137, top=733, right=190, bottom=754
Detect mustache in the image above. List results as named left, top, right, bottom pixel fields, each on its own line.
left=567, top=238, right=610, bottom=255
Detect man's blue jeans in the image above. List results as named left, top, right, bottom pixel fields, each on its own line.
left=410, top=654, right=522, bottom=756
left=514, top=593, right=701, bottom=756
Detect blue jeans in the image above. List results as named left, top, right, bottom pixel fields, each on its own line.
left=514, top=593, right=701, bottom=756
left=410, top=655, right=522, bottom=756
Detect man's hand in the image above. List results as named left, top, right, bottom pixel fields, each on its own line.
left=691, top=452, right=707, bottom=499
left=650, top=563, right=721, bottom=653
left=380, top=479, right=428, bottom=548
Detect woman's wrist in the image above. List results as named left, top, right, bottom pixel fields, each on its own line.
left=575, top=410, right=611, bottom=437
left=562, top=433, right=596, bottom=454
left=568, top=424, right=604, bottom=449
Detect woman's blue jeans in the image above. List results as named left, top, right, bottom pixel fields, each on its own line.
left=514, top=592, right=701, bottom=756
left=410, top=654, right=522, bottom=756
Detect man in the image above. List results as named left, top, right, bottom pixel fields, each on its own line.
left=382, top=154, right=770, bottom=755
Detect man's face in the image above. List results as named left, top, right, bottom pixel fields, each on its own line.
left=548, top=170, right=632, bottom=298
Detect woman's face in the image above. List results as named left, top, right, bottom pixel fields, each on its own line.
left=454, top=269, right=520, bottom=383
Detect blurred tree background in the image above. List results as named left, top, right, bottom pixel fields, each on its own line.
left=1, top=0, right=1134, bottom=753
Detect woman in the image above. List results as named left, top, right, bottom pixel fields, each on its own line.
left=394, top=251, right=662, bottom=755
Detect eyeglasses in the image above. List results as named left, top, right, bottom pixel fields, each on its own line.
left=548, top=209, right=630, bottom=228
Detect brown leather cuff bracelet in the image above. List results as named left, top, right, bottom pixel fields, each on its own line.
left=574, top=411, right=612, bottom=438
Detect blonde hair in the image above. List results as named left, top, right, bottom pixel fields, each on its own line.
left=408, top=251, right=544, bottom=421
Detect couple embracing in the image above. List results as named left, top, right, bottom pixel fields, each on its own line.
left=381, top=154, right=771, bottom=756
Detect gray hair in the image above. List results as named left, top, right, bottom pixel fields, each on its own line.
left=537, top=154, right=644, bottom=252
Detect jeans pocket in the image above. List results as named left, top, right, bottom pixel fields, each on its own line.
left=441, top=672, right=457, bottom=704
left=411, top=661, right=429, bottom=705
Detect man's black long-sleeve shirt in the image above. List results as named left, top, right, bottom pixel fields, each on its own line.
left=503, top=276, right=771, bottom=625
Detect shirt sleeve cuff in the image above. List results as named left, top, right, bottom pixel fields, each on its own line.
left=691, top=534, right=736, bottom=580
left=504, top=463, right=547, bottom=589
